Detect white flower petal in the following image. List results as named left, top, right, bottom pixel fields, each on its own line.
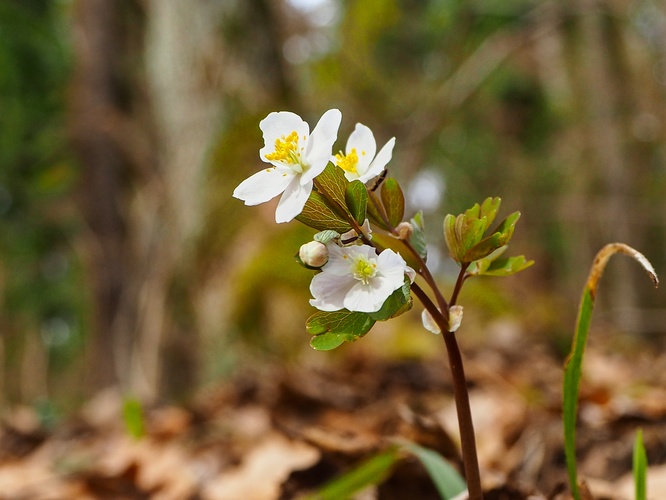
left=233, top=167, right=296, bottom=206
left=321, top=244, right=354, bottom=276
left=303, top=109, right=342, bottom=176
left=358, top=137, right=395, bottom=183
left=343, top=277, right=394, bottom=313
left=376, top=249, right=408, bottom=287
left=275, top=177, right=312, bottom=223
left=346, top=123, right=377, bottom=176
left=310, top=273, right=355, bottom=311
left=259, top=112, right=309, bottom=168
left=421, top=309, right=441, bottom=334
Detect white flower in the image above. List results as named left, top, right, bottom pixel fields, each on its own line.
left=233, top=109, right=342, bottom=223
left=333, top=123, right=395, bottom=183
left=309, top=243, right=410, bottom=313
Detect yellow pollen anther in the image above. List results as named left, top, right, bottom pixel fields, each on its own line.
left=336, top=148, right=359, bottom=175
left=352, top=255, right=378, bottom=284
left=266, top=131, right=300, bottom=164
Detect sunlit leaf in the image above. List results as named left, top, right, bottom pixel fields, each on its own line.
left=314, top=163, right=350, bottom=215
left=345, top=180, right=368, bottom=225
left=381, top=177, right=405, bottom=227
left=307, top=310, right=376, bottom=350
left=296, top=191, right=352, bottom=233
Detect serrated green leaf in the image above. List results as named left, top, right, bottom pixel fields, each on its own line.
left=369, top=278, right=412, bottom=321
left=464, top=202, right=480, bottom=220
left=314, top=230, right=340, bottom=243
left=345, top=180, right=368, bottom=225
left=381, top=178, right=405, bottom=227
left=462, top=217, right=486, bottom=253
left=296, top=191, right=352, bottom=233
left=409, top=211, right=427, bottom=260
left=307, top=310, right=376, bottom=350
left=314, top=163, right=350, bottom=215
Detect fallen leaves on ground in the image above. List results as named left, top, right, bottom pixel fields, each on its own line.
left=1, top=328, right=666, bottom=499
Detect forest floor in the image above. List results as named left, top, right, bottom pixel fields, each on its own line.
left=1, top=326, right=666, bottom=499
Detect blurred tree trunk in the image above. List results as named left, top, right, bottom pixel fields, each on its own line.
left=70, top=0, right=127, bottom=390
left=70, top=0, right=227, bottom=400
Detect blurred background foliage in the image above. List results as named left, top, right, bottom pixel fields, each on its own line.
left=1, top=0, right=666, bottom=414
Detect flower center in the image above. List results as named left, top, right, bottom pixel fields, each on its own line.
left=266, top=131, right=302, bottom=170
left=352, top=255, right=378, bottom=285
left=335, top=148, right=359, bottom=175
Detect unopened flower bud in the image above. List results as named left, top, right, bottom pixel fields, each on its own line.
left=449, top=305, right=464, bottom=332
left=395, top=222, right=413, bottom=240
left=299, top=241, right=329, bottom=268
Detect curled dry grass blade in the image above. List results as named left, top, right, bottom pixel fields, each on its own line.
left=563, top=243, right=658, bottom=500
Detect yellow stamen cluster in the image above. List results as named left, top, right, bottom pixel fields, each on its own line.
left=265, top=131, right=300, bottom=164
left=336, top=148, right=359, bottom=175
left=352, top=256, right=378, bottom=285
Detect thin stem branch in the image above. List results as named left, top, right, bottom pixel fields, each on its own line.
left=411, top=282, right=483, bottom=500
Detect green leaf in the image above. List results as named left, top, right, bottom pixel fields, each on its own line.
left=563, top=243, right=658, bottom=500
left=314, top=230, right=340, bottom=243
left=369, top=278, right=412, bottom=321
left=400, top=441, right=467, bottom=499
left=478, top=197, right=501, bottom=231
left=366, top=191, right=389, bottom=230
left=409, top=211, right=427, bottom=260
left=443, top=214, right=464, bottom=262
left=381, top=178, right=405, bottom=227
left=345, top=180, right=368, bottom=225
left=634, top=429, right=647, bottom=500
left=296, top=191, right=352, bottom=233
left=463, top=231, right=502, bottom=263
left=314, top=163, right=350, bottom=215
left=310, top=332, right=347, bottom=350
left=122, top=398, right=145, bottom=440
left=307, top=310, right=376, bottom=350
left=477, top=255, right=534, bottom=277
left=304, top=449, right=401, bottom=500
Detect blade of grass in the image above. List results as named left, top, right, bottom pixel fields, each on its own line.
left=303, top=448, right=401, bottom=500
left=563, top=243, right=658, bottom=500
left=400, top=441, right=467, bottom=499
left=634, top=429, right=647, bottom=500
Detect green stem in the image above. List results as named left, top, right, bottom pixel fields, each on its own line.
left=411, top=283, right=483, bottom=499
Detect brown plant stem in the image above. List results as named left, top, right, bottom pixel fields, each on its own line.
left=411, top=282, right=483, bottom=499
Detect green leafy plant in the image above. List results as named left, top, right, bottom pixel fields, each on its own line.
left=562, top=243, right=658, bottom=500
left=234, top=109, right=533, bottom=499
